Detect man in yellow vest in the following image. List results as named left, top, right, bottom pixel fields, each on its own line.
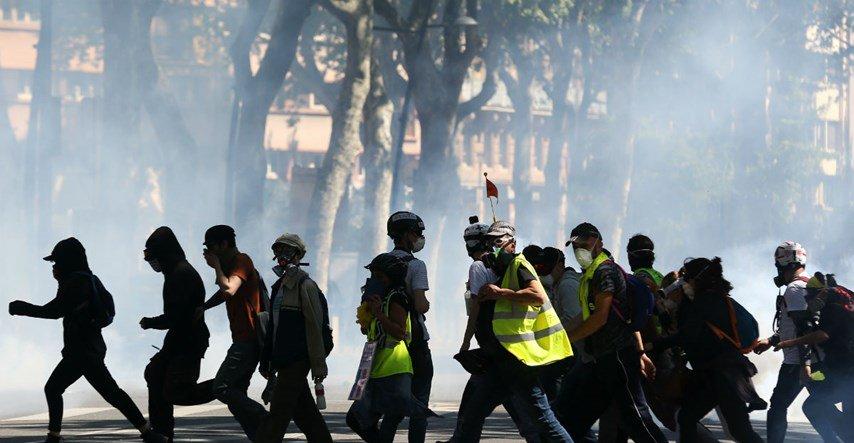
left=451, top=221, right=573, bottom=442
left=556, top=222, right=667, bottom=443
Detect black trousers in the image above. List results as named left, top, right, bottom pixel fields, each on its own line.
left=677, top=369, right=763, bottom=443
left=45, top=355, right=147, bottom=433
left=555, top=347, right=667, bottom=443
left=144, top=351, right=215, bottom=438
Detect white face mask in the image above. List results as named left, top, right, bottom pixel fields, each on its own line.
left=412, top=236, right=426, bottom=253
left=148, top=259, right=162, bottom=273
left=574, top=248, right=593, bottom=269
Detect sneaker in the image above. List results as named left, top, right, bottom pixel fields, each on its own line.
left=141, top=430, right=169, bottom=443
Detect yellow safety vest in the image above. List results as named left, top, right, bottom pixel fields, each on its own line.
left=492, top=254, right=573, bottom=366
left=368, top=292, right=413, bottom=378
left=579, top=252, right=610, bottom=320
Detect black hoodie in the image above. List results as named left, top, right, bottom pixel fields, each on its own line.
left=17, top=237, right=107, bottom=359
left=144, top=227, right=210, bottom=357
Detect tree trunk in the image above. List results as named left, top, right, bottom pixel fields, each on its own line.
left=133, top=0, right=200, bottom=227
left=230, top=0, right=314, bottom=229
left=500, top=49, right=536, bottom=230
left=308, top=0, right=373, bottom=290
left=361, top=51, right=394, bottom=263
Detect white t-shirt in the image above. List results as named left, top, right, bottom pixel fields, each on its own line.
left=468, top=260, right=498, bottom=296
left=778, top=276, right=809, bottom=365
left=388, top=249, right=430, bottom=342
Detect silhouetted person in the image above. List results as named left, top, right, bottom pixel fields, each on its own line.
left=198, top=225, right=267, bottom=440
left=8, top=237, right=166, bottom=443
left=140, top=226, right=213, bottom=440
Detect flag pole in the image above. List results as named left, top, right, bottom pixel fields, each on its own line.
left=484, top=172, right=497, bottom=222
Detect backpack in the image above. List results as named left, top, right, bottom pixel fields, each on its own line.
left=707, top=297, right=760, bottom=354
left=298, top=275, right=335, bottom=356
left=611, top=265, right=656, bottom=332
left=73, top=271, right=115, bottom=328
left=255, top=272, right=271, bottom=347
left=807, top=273, right=854, bottom=351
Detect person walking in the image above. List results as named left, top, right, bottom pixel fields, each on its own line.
left=754, top=241, right=842, bottom=443
left=557, top=222, right=667, bottom=443
left=382, top=211, right=433, bottom=442
left=255, top=233, right=333, bottom=443
left=198, top=225, right=268, bottom=440
left=452, top=221, right=573, bottom=442
left=347, top=253, right=418, bottom=442
left=8, top=238, right=167, bottom=443
left=141, top=226, right=213, bottom=441
left=650, top=257, right=764, bottom=443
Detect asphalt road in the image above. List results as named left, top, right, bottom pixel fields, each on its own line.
left=0, top=401, right=824, bottom=442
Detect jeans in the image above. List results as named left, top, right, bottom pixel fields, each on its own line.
left=381, top=342, right=433, bottom=442
left=45, top=355, right=147, bottom=433
left=453, top=356, right=571, bottom=442
left=449, top=372, right=540, bottom=442
left=255, top=359, right=332, bottom=443
left=802, top=369, right=854, bottom=443
left=768, top=363, right=842, bottom=443
left=145, top=351, right=214, bottom=438
left=211, top=341, right=267, bottom=440
left=555, top=347, right=667, bottom=443
left=539, top=357, right=573, bottom=403
left=347, top=373, right=415, bottom=443
left=677, top=368, right=763, bottom=443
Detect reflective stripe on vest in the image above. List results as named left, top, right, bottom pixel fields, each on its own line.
left=579, top=252, right=610, bottom=320
left=492, top=255, right=573, bottom=366
left=635, top=267, right=664, bottom=288
left=367, top=292, right=413, bottom=378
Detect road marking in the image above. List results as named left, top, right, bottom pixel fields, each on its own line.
left=173, top=403, right=229, bottom=417
left=2, top=407, right=113, bottom=422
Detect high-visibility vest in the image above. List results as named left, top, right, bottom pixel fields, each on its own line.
left=635, top=267, right=664, bottom=288
left=368, top=291, right=413, bottom=378
left=492, top=254, right=573, bottom=366
left=579, top=252, right=611, bottom=320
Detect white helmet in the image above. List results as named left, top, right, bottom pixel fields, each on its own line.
left=774, top=241, right=807, bottom=268
left=463, top=216, right=490, bottom=251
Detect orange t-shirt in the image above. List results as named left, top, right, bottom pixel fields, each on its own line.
left=224, top=253, right=262, bottom=342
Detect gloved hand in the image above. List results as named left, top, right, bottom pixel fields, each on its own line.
left=8, top=300, right=30, bottom=316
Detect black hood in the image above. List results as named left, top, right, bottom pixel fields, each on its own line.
left=44, top=237, right=91, bottom=276
left=144, top=226, right=186, bottom=267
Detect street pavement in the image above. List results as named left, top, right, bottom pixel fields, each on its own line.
left=0, top=400, right=824, bottom=442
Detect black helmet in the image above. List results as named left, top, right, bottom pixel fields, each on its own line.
left=365, top=253, right=408, bottom=284
left=387, top=211, right=425, bottom=239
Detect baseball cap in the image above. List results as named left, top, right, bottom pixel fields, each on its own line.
left=566, top=222, right=601, bottom=246
left=204, top=225, right=236, bottom=246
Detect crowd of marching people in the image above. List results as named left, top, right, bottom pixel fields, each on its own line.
left=7, top=211, right=854, bottom=442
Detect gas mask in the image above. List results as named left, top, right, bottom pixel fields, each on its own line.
left=574, top=248, right=594, bottom=270
left=773, top=265, right=788, bottom=288
left=412, top=236, right=426, bottom=253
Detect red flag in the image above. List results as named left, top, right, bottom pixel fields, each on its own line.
left=484, top=172, right=498, bottom=200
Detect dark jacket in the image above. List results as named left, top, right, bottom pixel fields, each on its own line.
left=145, top=227, right=210, bottom=357
left=16, top=238, right=106, bottom=359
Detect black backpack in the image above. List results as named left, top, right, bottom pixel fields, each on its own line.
left=298, top=275, right=335, bottom=356
left=255, top=272, right=271, bottom=347
left=73, top=271, right=115, bottom=328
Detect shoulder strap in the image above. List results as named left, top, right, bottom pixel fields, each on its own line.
left=256, top=270, right=270, bottom=312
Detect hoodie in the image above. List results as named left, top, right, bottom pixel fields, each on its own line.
left=15, top=238, right=106, bottom=359
left=144, top=227, right=210, bottom=357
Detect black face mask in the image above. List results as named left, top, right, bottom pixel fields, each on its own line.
left=773, top=266, right=787, bottom=288
left=362, top=277, right=387, bottom=302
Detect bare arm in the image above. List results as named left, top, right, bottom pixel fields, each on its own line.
left=202, top=290, right=227, bottom=311
left=776, top=330, right=829, bottom=350
left=461, top=299, right=480, bottom=351
left=566, top=291, right=613, bottom=343
left=411, top=289, right=430, bottom=314
left=481, top=279, right=548, bottom=306
left=368, top=296, right=408, bottom=341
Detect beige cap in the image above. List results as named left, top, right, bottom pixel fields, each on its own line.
left=272, top=233, right=307, bottom=256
